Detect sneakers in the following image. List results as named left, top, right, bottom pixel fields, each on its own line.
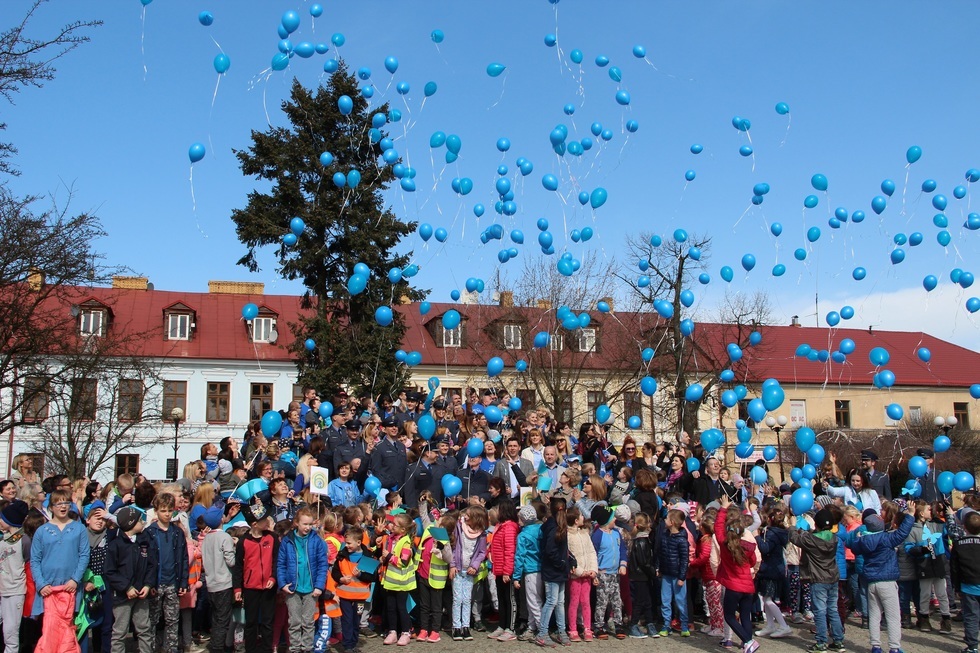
left=805, top=611, right=815, bottom=622
left=397, top=633, right=411, bottom=646
left=756, top=625, right=774, bottom=638
left=628, top=625, right=648, bottom=639
left=488, top=628, right=505, bottom=639
left=805, top=644, right=828, bottom=652
left=518, top=630, right=534, bottom=641
left=770, top=625, right=794, bottom=639
left=941, top=615, right=953, bottom=632
left=384, top=632, right=398, bottom=646
left=658, top=630, right=670, bottom=637
left=793, top=613, right=805, bottom=624
left=557, top=633, right=571, bottom=646
left=720, top=640, right=735, bottom=649
left=462, top=628, right=473, bottom=641
left=961, top=648, right=979, bottom=653
left=595, top=629, right=609, bottom=640
left=568, top=631, right=582, bottom=643
left=451, top=630, right=463, bottom=642
left=614, top=626, right=627, bottom=640
left=744, top=640, right=760, bottom=653
left=871, top=647, right=883, bottom=653
left=583, top=630, right=594, bottom=642
left=497, top=631, right=516, bottom=642
left=426, top=632, right=441, bottom=643
left=533, top=636, right=555, bottom=648
left=417, top=631, right=429, bottom=642
left=831, top=641, right=846, bottom=652
left=705, top=628, right=725, bottom=638
left=361, top=628, right=379, bottom=639
left=680, top=630, right=691, bottom=637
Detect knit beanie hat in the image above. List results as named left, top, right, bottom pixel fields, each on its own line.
left=519, top=504, right=537, bottom=525
left=0, top=500, right=28, bottom=528
left=863, top=514, right=885, bottom=533
left=814, top=508, right=835, bottom=531
left=590, top=505, right=614, bottom=527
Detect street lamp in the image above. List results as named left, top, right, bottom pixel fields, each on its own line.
left=934, top=415, right=958, bottom=436
left=765, top=414, right=789, bottom=482
left=170, top=407, right=184, bottom=482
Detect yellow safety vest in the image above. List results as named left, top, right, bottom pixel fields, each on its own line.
left=416, top=529, right=449, bottom=590
left=382, top=535, right=418, bottom=591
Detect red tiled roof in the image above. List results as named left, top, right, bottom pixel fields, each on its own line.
left=30, top=288, right=980, bottom=387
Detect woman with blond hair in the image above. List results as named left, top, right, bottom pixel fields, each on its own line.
left=573, top=474, right=608, bottom=516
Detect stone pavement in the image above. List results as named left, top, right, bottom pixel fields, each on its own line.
left=359, top=618, right=969, bottom=653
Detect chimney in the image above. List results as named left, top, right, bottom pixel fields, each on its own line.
left=398, top=295, right=412, bottom=305
left=111, top=275, right=149, bottom=290
left=27, top=269, right=44, bottom=291
left=791, top=315, right=801, bottom=327
left=208, top=280, right=265, bottom=295
left=499, top=290, right=514, bottom=307
left=536, top=299, right=552, bottom=310
left=598, top=296, right=614, bottom=312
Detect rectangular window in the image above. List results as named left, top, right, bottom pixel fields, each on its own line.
left=908, top=406, right=922, bottom=423
left=443, top=326, right=461, bottom=348
left=292, top=384, right=305, bottom=403
left=167, top=313, right=191, bottom=340
left=503, top=324, right=522, bottom=350
left=207, top=382, right=230, bottom=423
left=22, top=376, right=49, bottom=422
left=587, top=390, right=606, bottom=421
left=27, top=453, right=45, bottom=479
left=250, top=383, right=274, bottom=421
left=117, top=379, right=144, bottom=422
left=79, top=309, right=104, bottom=337
left=789, top=399, right=807, bottom=429
left=835, top=400, right=851, bottom=429
left=553, top=390, right=573, bottom=424
left=954, top=402, right=971, bottom=429
left=623, top=391, right=643, bottom=427
left=516, top=389, right=536, bottom=411
left=114, top=454, right=139, bottom=478
left=251, top=317, right=274, bottom=343
left=577, top=328, right=597, bottom=352
left=70, top=378, right=98, bottom=421
left=884, top=405, right=900, bottom=427
left=549, top=332, right=564, bottom=351
left=737, top=399, right=755, bottom=428
left=162, top=380, right=187, bottom=420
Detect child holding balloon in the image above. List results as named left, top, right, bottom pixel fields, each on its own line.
left=904, top=502, right=953, bottom=632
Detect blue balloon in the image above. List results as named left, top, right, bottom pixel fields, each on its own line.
left=721, top=266, right=734, bottom=283
left=338, top=95, right=354, bottom=115
left=747, top=398, right=767, bottom=423
left=886, top=403, right=904, bottom=421
left=804, top=195, right=819, bottom=209
left=955, top=472, right=976, bottom=492
left=872, top=196, right=887, bottom=215
left=761, top=385, right=785, bottom=411
left=807, top=227, right=821, bottom=243
left=741, top=253, right=756, bottom=272
left=811, top=174, right=828, bottom=191
left=906, top=145, right=922, bottom=164
left=261, top=410, right=283, bottom=437
left=721, top=390, right=738, bottom=408
left=188, top=142, right=206, bottom=163
left=595, top=404, right=611, bottom=424
left=347, top=274, right=367, bottom=296
left=691, top=144, right=703, bottom=154
left=441, top=474, right=462, bottom=497
left=739, top=145, right=753, bottom=157
left=763, top=445, right=777, bottom=461
left=487, top=357, right=504, bottom=377
left=242, top=303, right=259, bottom=320
left=431, top=29, right=445, bottom=43
left=486, top=63, right=506, bottom=77
left=374, top=306, right=393, bottom=327
left=771, top=222, right=783, bottom=236
left=542, top=174, right=559, bottom=191
left=795, top=427, right=816, bottom=453
left=213, top=53, right=230, bottom=74
left=869, top=347, right=890, bottom=366
left=198, top=11, right=214, bottom=26
left=685, top=170, right=696, bottom=182
left=937, top=471, right=955, bottom=495
left=640, top=376, right=657, bottom=396
left=720, top=370, right=735, bottom=382
left=790, top=489, right=814, bottom=516
left=685, top=384, right=704, bottom=402
left=807, top=444, right=826, bottom=465
left=442, top=310, right=460, bottom=330
left=686, top=457, right=700, bottom=473
left=908, top=455, right=928, bottom=478
left=590, top=188, right=608, bottom=209
left=281, top=10, right=300, bottom=33
left=484, top=405, right=503, bottom=425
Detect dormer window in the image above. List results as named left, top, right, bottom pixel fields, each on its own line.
left=576, top=328, right=597, bottom=352
left=167, top=313, right=192, bottom=340
left=252, top=316, right=276, bottom=343
left=503, top=324, right=522, bottom=350
left=79, top=309, right=105, bottom=337
left=443, top=326, right=461, bottom=347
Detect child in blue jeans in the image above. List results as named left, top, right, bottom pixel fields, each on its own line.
left=656, top=508, right=690, bottom=637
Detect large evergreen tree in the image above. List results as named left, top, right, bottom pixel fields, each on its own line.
left=232, top=66, right=423, bottom=397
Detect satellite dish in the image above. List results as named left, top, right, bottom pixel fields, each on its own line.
left=269, top=329, right=279, bottom=344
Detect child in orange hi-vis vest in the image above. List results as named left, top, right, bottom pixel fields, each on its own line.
left=327, top=526, right=379, bottom=653
left=320, top=511, right=345, bottom=644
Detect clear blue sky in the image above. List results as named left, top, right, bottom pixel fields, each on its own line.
left=4, top=1, right=980, bottom=357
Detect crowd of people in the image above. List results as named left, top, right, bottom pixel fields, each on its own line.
left=1, top=385, right=977, bottom=653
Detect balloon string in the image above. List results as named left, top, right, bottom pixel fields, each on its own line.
left=779, top=114, right=791, bottom=148
left=901, top=165, right=910, bottom=218
left=189, top=166, right=208, bottom=239
left=140, top=7, right=148, bottom=80
left=488, top=73, right=507, bottom=110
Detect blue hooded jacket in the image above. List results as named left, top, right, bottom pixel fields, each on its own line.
left=846, top=514, right=914, bottom=583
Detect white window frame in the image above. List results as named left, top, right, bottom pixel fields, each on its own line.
left=549, top=332, right=563, bottom=351
left=168, top=313, right=191, bottom=340
left=789, top=400, right=807, bottom=429
left=909, top=406, right=922, bottom=423
left=79, top=309, right=104, bottom=337
left=443, top=326, right=461, bottom=348
left=577, top=328, right=596, bottom=352
left=252, top=317, right=274, bottom=343
left=503, top=324, right=522, bottom=350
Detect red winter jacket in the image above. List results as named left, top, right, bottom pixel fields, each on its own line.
left=690, top=534, right=715, bottom=581
left=489, top=520, right=518, bottom=577
left=233, top=532, right=279, bottom=592
left=714, top=508, right=758, bottom=594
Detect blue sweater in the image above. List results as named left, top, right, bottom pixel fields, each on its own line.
left=30, top=520, right=89, bottom=590
left=513, top=522, right=542, bottom=580
left=846, top=514, right=914, bottom=583
left=590, top=526, right=628, bottom=574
